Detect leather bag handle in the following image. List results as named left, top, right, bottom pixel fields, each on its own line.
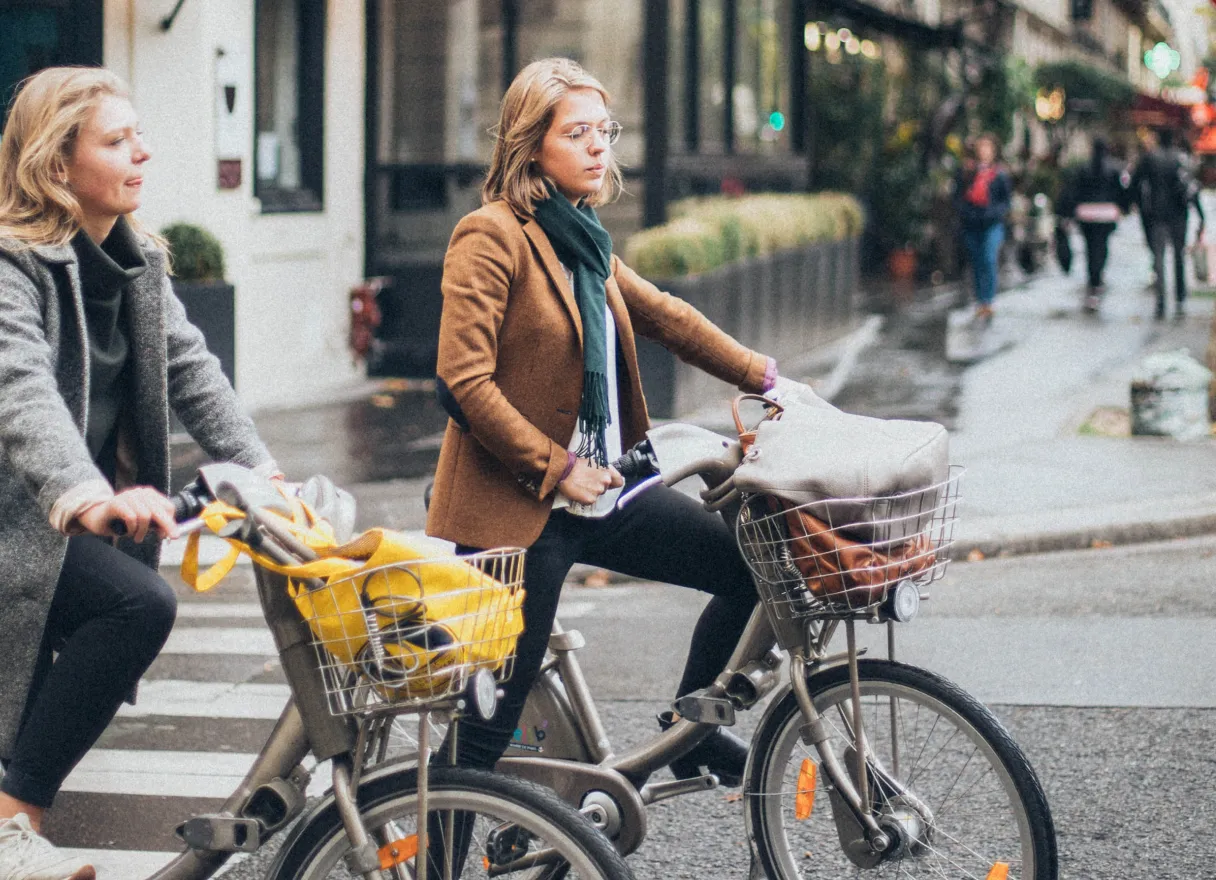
left=732, top=393, right=783, bottom=452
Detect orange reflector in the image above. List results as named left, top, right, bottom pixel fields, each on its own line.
left=985, top=863, right=1010, bottom=880
left=378, top=834, right=419, bottom=870
left=795, top=758, right=818, bottom=820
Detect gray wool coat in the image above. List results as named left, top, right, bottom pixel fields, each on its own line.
left=0, top=230, right=273, bottom=758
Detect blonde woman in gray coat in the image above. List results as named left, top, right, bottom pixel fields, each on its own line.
left=0, top=68, right=279, bottom=880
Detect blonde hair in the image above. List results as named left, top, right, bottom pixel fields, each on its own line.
left=482, top=58, right=623, bottom=215
left=0, top=66, right=160, bottom=249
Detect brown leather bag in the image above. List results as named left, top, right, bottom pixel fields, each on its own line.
left=733, top=395, right=936, bottom=608
left=769, top=498, right=935, bottom=607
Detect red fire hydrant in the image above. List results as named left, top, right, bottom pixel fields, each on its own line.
left=348, top=277, right=387, bottom=362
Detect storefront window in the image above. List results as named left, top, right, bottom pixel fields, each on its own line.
left=254, top=0, right=326, bottom=212
left=734, top=0, right=788, bottom=153
left=518, top=0, right=645, bottom=168
left=698, top=1, right=726, bottom=152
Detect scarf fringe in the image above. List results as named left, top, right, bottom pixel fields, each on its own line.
left=576, top=370, right=611, bottom=467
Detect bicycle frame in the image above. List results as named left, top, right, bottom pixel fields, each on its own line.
left=498, top=424, right=906, bottom=857
left=143, top=502, right=413, bottom=880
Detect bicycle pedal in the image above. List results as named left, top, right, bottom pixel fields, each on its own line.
left=673, top=694, right=736, bottom=725
left=176, top=815, right=260, bottom=853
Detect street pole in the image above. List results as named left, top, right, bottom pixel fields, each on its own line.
left=644, top=0, right=670, bottom=227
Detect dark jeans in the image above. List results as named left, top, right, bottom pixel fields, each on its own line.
left=961, top=223, right=1004, bottom=306
left=1, top=536, right=177, bottom=808
left=1079, top=222, right=1116, bottom=288
left=1149, top=215, right=1189, bottom=306
left=445, top=483, right=757, bottom=769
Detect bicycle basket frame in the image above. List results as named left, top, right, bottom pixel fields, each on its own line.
left=300, top=547, right=526, bottom=717
left=736, top=467, right=962, bottom=632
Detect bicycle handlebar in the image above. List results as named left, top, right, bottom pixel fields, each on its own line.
left=108, top=479, right=213, bottom=537
left=611, top=439, right=659, bottom=480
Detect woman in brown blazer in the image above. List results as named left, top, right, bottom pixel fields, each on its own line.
left=427, top=58, right=778, bottom=785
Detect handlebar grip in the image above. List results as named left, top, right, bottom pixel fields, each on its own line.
left=612, top=439, right=659, bottom=480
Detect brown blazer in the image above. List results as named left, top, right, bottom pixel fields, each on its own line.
left=426, top=200, right=769, bottom=549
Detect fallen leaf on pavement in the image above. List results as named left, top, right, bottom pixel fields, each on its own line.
left=966, top=548, right=986, bottom=562
left=724, top=792, right=743, bottom=803
left=1090, top=539, right=1113, bottom=549
left=370, top=394, right=395, bottom=408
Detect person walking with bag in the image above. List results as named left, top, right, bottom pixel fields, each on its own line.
left=0, top=67, right=279, bottom=880
left=1130, top=129, right=1206, bottom=319
left=428, top=57, right=779, bottom=784
left=954, top=133, right=1011, bottom=323
left=1058, top=138, right=1127, bottom=312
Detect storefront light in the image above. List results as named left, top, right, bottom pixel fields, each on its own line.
left=804, top=22, right=821, bottom=51
left=837, top=28, right=852, bottom=42
left=845, top=36, right=862, bottom=54
left=1034, top=86, right=1065, bottom=122
left=860, top=39, right=880, bottom=59
left=1143, top=41, right=1181, bottom=80
left=825, top=31, right=841, bottom=51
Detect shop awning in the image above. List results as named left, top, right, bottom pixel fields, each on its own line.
left=1129, top=92, right=1192, bottom=128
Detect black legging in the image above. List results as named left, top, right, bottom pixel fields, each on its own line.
left=445, top=482, right=757, bottom=769
left=1079, top=221, right=1116, bottom=288
left=1, top=535, right=177, bottom=808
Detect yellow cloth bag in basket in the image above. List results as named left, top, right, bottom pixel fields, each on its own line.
left=181, top=500, right=525, bottom=699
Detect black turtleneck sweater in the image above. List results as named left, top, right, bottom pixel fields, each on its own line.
left=70, top=218, right=148, bottom=476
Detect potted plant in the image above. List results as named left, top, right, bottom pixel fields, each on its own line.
left=868, top=143, right=931, bottom=281
left=162, top=222, right=236, bottom=387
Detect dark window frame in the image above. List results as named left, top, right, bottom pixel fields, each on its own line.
left=253, top=0, right=326, bottom=214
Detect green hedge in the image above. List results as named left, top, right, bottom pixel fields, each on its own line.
left=623, top=192, right=863, bottom=279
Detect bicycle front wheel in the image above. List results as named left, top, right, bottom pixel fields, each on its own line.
left=746, top=659, right=1056, bottom=880
left=270, top=765, right=633, bottom=880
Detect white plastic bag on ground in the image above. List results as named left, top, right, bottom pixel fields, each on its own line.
left=1130, top=349, right=1213, bottom=441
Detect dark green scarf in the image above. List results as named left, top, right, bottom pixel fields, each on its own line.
left=533, top=187, right=614, bottom=466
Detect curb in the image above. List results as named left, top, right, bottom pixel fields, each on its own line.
left=952, top=509, right=1216, bottom=560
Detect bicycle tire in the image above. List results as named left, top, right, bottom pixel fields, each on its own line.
left=745, top=659, right=1057, bottom=880
left=268, top=764, right=634, bottom=880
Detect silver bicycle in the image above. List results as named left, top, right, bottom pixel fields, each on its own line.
left=411, top=404, right=1058, bottom=880
left=135, top=464, right=634, bottom=880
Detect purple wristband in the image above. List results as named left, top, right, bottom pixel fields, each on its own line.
left=558, top=450, right=577, bottom=483
left=761, top=357, right=779, bottom=393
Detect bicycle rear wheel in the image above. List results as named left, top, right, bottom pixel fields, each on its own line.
left=270, top=764, right=633, bottom=880
left=746, top=659, right=1056, bottom=880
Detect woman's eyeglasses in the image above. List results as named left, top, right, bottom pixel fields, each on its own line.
left=561, top=122, right=622, bottom=147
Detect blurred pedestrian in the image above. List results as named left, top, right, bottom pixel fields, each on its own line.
left=955, top=133, right=1012, bottom=323
left=1058, top=138, right=1127, bottom=312
left=0, top=67, right=279, bottom=880
left=1130, top=128, right=1206, bottom=319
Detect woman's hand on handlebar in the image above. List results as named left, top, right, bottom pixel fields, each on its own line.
left=557, top=458, right=624, bottom=505
left=76, top=487, right=179, bottom=542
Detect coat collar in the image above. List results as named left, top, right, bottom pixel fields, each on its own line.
left=521, top=216, right=584, bottom=347
left=29, top=241, right=75, bottom=264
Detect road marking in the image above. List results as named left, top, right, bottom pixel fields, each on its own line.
left=175, top=603, right=265, bottom=619
left=119, top=681, right=291, bottom=719
left=60, top=848, right=184, bottom=877
left=64, top=749, right=330, bottom=798
left=163, top=627, right=277, bottom=656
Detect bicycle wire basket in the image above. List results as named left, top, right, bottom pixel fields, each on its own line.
left=298, top=547, right=527, bottom=717
left=736, top=466, right=962, bottom=620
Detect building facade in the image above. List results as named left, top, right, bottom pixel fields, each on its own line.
left=1, top=0, right=366, bottom=411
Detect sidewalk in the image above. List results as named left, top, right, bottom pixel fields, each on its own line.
left=947, top=214, right=1216, bottom=556
left=167, top=212, right=1216, bottom=567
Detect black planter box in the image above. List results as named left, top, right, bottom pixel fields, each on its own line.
left=171, top=280, right=236, bottom=387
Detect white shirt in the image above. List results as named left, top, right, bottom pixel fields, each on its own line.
left=552, top=272, right=623, bottom=518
